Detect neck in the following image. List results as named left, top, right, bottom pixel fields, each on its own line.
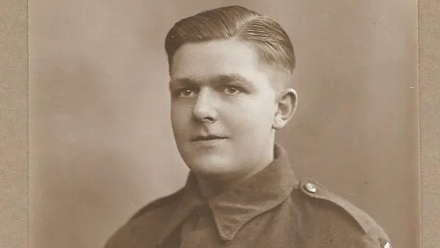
left=195, top=144, right=276, bottom=199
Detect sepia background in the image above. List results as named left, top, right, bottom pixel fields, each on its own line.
left=29, top=1, right=419, bottom=248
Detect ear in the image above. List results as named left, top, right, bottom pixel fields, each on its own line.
left=272, top=88, right=298, bottom=130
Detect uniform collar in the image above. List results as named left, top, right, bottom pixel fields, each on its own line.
left=156, top=144, right=297, bottom=244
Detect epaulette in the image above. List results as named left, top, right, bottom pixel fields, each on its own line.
left=298, top=178, right=386, bottom=236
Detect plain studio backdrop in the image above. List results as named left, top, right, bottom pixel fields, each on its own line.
left=29, top=1, right=418, bottom=248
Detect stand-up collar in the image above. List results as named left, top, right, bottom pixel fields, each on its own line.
left=156, top=144, right=297, bottom=244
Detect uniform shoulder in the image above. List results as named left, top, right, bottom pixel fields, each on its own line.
left=104, top=189, right=185, bottom=248
left=295, top=178, right=389, bottom=239
left=129, top=188, right=185, bottom=221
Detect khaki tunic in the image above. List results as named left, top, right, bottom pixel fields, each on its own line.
left=105, top=145, right=391, bottom=248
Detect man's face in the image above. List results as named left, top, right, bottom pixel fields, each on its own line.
left=169, top=39, right=281, bottom=178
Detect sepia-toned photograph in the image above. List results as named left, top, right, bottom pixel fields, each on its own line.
left=29, top=1, right=419, bottom=248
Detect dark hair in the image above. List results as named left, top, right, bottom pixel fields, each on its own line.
left=165, top=5, right=295, bottom=74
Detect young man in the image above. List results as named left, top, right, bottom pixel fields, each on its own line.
left=105, top=5, right=391, bottom=248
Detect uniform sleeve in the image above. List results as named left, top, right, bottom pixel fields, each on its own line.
left=349, top=228, right=392, bottom=248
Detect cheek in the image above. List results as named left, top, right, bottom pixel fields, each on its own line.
left=227, top=97, right=276, bottom=131
left=249, top=95, right=277, bottom=117
left=171, top=104, right=191, bottom=134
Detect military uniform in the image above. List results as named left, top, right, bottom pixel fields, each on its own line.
left=105, top=145, right=391, bottom=248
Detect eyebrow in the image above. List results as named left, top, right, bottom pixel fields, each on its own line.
left=169, top=74, right=253, bottom=90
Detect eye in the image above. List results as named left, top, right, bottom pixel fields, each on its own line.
left=222, top=86, right=241, bottom=95
left=176, top=89, right=196, bottom=98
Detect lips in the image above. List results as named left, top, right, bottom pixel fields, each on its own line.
left=191, top=134, right=225, bottom=141
left=190, top=134, right=227, bottom=147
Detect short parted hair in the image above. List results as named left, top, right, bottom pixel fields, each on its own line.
left=165, top=5, right=295, bottom=75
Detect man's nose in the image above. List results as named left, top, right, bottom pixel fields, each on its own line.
left=192, top=88, right=218, bottom=123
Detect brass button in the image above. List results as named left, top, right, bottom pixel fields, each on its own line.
left=304, top=182, right=317, bottom=193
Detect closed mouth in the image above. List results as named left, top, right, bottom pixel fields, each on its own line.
left=191, top=135, right=226, bottom=142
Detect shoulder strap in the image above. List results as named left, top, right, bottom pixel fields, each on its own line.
left=298, top=178, right=385, bottom=235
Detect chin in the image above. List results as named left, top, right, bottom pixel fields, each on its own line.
left=185, top=157, right=235, bottom=177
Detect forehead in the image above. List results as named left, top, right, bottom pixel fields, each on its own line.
left=170, top=39, right=269, bottom=82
